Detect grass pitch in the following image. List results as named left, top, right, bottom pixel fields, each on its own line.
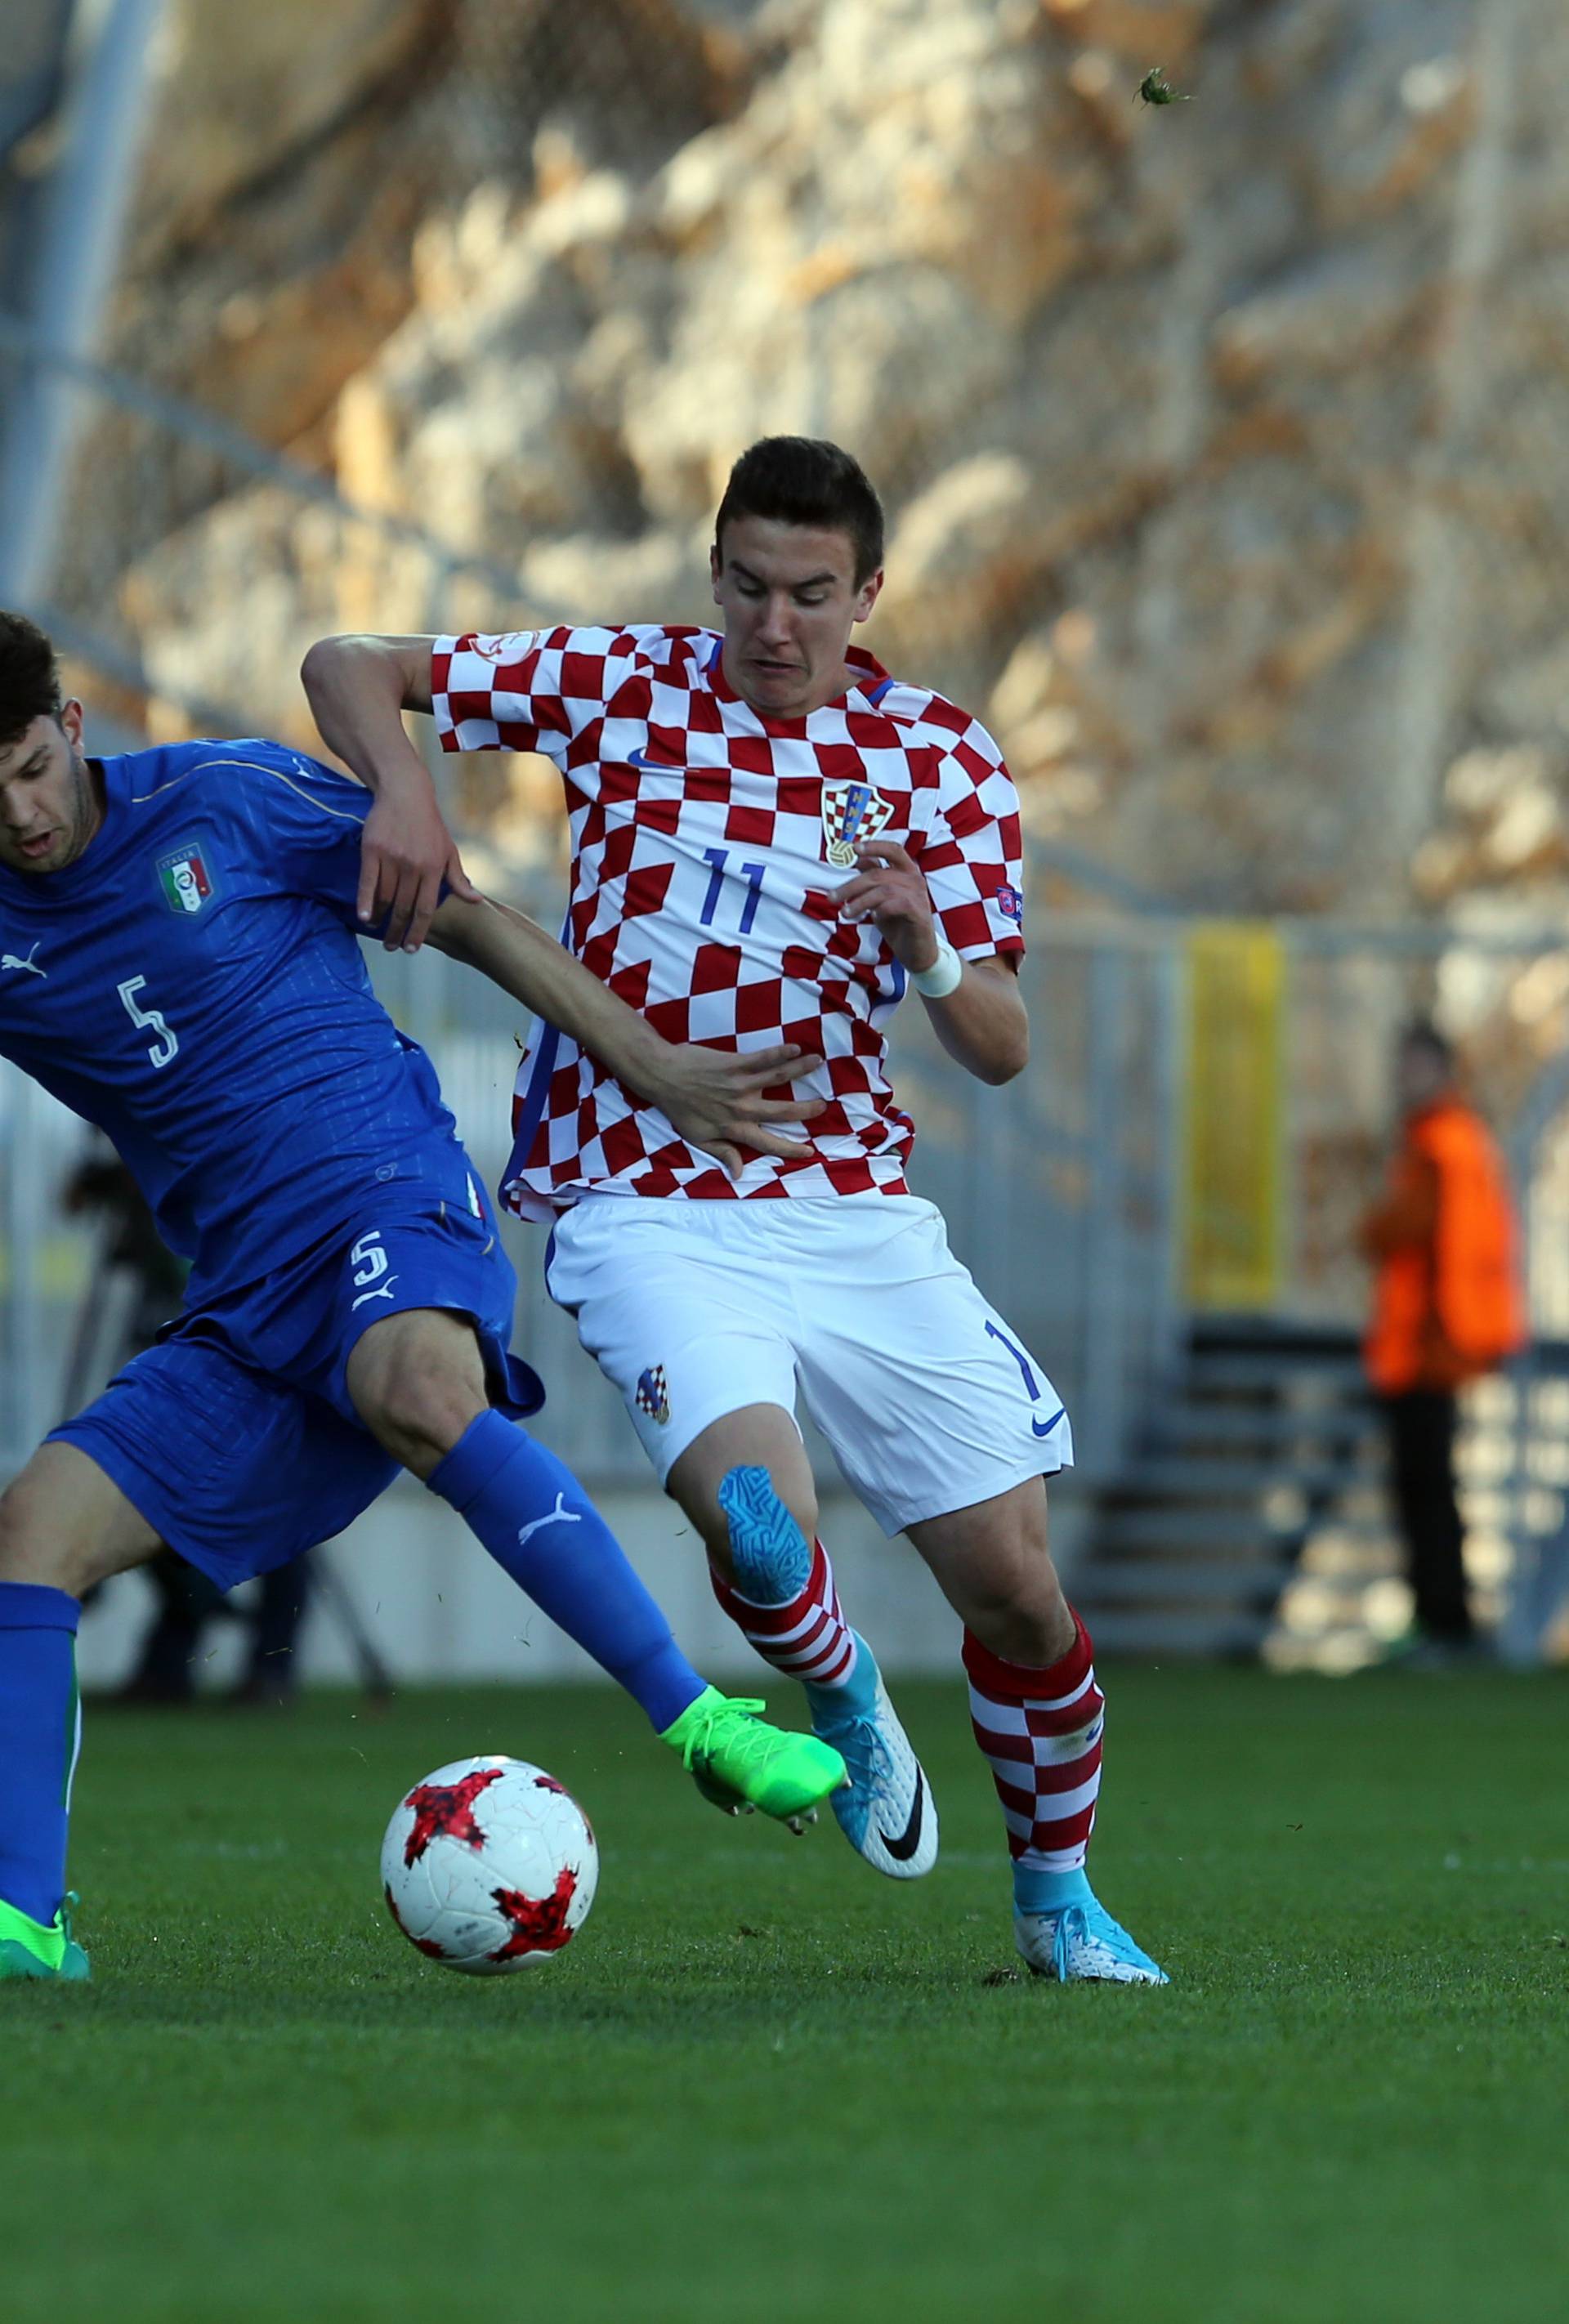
left=5, top=1666, right=1567, bottom=2323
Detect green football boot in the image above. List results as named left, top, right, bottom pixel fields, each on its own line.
left=0, top=1891, right=91, bottom=1983
left=662, top=1688, right=847, bottom=1833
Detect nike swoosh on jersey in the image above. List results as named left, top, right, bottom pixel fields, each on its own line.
left=1031, top=1406, right=1066, bottom=1440
left=878, top=1768, right=927, bottom=1861
left=626, top=746, right=686, bottom=771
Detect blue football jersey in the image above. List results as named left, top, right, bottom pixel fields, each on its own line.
left=0, top=737, right=471, bottom=1302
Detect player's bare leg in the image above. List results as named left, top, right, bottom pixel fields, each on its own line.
left=906, top=1478, right=1166, bottom=1985
left=669, top=1407, right=937, bottom=1875
left=346, top=1315, right=845, bottom=1827
left=345, top=1305, right=490, bottom=1477
left=904, top=1477, right=1072, bottom=1665
left=0, top=1439, right=163, bottom=1593
left=0, top=1442, right=163, bottom=1981
left=667, top=1404, right=819, bottom=1581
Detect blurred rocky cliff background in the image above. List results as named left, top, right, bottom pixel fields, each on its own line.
left=11, top=0, right=1569, bottom=1668
left=28, top=0, right=1569, bottom=932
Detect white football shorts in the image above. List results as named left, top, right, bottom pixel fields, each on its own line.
left=542, top=1193, right=1073, bottom=1535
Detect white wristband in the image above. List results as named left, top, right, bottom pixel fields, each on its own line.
left=912, top=937, right=963, bottom=999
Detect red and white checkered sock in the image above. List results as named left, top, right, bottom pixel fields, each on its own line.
left=709, top=1539, right=860, bottom=1690
left=963, top=1612, right=1104, bottom=1873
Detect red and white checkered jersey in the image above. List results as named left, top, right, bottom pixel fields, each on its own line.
left=432, top=624, right=1025, bottom=1218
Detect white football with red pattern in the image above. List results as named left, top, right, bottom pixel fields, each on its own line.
left=380, top=1754, right=598, bottom=1975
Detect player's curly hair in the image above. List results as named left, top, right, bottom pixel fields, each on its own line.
left=0, top=610, right=64, bottom=750
left=715, top=437, right=885, bottom=586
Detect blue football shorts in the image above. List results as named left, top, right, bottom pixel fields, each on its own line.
left=51, top=1175, right=543, bottom=1592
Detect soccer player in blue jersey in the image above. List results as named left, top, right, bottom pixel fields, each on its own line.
left=0, top=610, right=846, bottom=1984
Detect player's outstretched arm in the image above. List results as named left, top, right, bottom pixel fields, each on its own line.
left=300, top=632, right=469, bottom=954
left=426, top=892, right=825, bottom=1180
left=835, top=839, right=1030, bottom=1085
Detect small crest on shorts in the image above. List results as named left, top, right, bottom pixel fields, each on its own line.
left=158, top=842, right=215, bottom=915
left=821, top=780, right=895, bottom=869
left=635, top=1365, right=671, bottom=1427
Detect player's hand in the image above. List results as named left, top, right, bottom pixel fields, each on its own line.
left=359, top=784, right=479, bottom=953
left=834, top=838, right=940, bottom=972
left=650, top=1042, right=826, bottom=1182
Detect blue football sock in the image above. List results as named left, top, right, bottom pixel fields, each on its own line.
left=0, top=1582, right=82, bottom=1926
left=428, top=1410, right=705, bottom=1732
left=1013, top=1863, right=1093, bottom=1915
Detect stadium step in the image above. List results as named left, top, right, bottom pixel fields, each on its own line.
left=1079, top=1319, right=1567, bottom=1662
left=1147, top=1406, right=1375, bottom=1453
left=1111, top=1457, right=1361, bottom=1502
left=1080, top=1560, right=1294, bottom=1604
left=1078, top=1607, right=1274, bottom=1658
left=1078, top=1316, right=1381, bottom=1656
left=1095, top=1504, right=1315, bottom=1554
left=1180, top=1353, right=1370, bottom=1397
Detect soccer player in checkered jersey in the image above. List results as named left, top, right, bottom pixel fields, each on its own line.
left=305, top=436, right=1166, bottom=1982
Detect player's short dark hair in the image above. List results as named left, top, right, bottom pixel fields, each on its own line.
left=714, top=437, right=885, bottom=585
left=0, top=610, right=64, bottom=750
left=1400, top=1019, right=1455, bottom=1075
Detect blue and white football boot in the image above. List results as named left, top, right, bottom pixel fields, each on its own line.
left=718, top=1466, right=938, bottom=1879
left=1012, top=1866, right=1169, bottom=1984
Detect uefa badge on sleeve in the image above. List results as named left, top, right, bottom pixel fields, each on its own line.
left=820, top=780, right=895, bottom=869
left=635, top=1365, right=671, bottom=1427
left=157, top=842, right=216, bottom=915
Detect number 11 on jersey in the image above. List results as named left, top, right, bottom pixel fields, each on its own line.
left=700, top=847, right=766, bottom=935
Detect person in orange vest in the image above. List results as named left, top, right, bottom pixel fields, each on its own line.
left=1360, top=1022, right=1527, bottom=1660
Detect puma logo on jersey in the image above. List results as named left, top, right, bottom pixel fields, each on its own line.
left=0, top=941, right=46, bottom=979
left=515, top=1493, right=582, bottom=1550
left=349, top=1229, right=399, bottom=1309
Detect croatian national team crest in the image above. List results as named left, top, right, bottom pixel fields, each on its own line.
left=821, top=780, right=896, bottom=869
left=635, top=1365, right=671, bottom=1427
left=158, top=843, right=215, bottom=916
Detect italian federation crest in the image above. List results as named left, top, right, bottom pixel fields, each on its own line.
left=821, top=780, right=895, bottom=869
left=158, top=843, right=215, bottom=915
left=635, top=1365, right=670, bottom=1427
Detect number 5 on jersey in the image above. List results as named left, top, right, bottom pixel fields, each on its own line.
left=118, top=976, right=179, bottom=1070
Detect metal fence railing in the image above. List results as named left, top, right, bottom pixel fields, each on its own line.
left=0, top=922, right=1184, bottom=1499
left=10, top=899, right=1569, bottom=1652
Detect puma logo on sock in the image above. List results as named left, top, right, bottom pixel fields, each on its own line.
left=516, top=1493, right=583, bottom=1550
